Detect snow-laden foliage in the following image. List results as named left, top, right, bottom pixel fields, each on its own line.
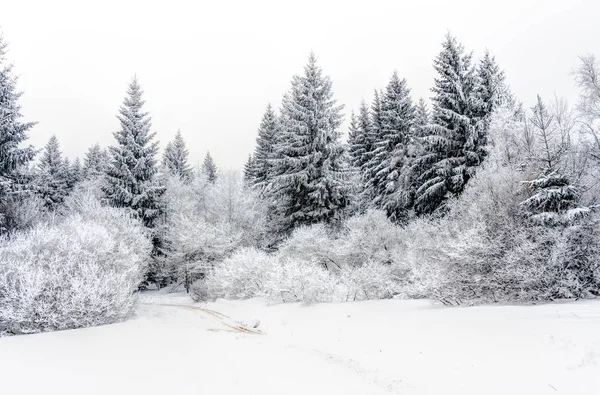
left=268, top=53, right=350, bottom=233
left=404, top=104, right=600, bottom=304
left=413, top=34, right=482, bottom=215
left=201, top=151, right=218, bottom=183
left=194, top=210, right=407, bottom=304
left=249, top=104, right=279, bottom=189
left=364, top=72, right=415, bottom=220
left=0, top=189, right=151, bottom=336
left=163, top=130, right=192, bottom=181
left=83, top=143, right=111, bottom=180
left=35, top=135, right=71, bottom=209
left=159, top=170, right=267, bottom=290
left=0, top=35, right=36, bottom=234
left=103, top=77, right=164, bottom=228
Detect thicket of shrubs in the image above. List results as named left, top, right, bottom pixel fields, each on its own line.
left=0, top=188, right=151, bottom=336
left=188, top=104, right=600, bottom=306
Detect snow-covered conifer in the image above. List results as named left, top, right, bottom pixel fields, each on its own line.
left=83, top=143, right=110, bottom=179
left=414, top=98, right=430, bottom=137
left=163, top=130, right=192, bottom=180
left=243, top=154, right=255, bottom=183
left=0, top=34, right=36, bottom=232
left=364, top=72, right=415, bottom=220
left=103, top=77, right=164, bottom=228
left=520, top=95, right=585, bottom=225
left=201, top=151, right=218, bottom=183
left=251, top=104, right=279, bottom=188
left=414, top=34, right=481, bottom=215
left=269, top=53, right=349, bottom=232
left=36, top=135, right=69, bottom=209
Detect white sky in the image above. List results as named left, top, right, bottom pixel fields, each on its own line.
left=2, top=0, right=599, bottom=170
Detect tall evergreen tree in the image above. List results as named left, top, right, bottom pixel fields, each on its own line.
left=66, top=157, right=83, bottom=189
left=243, top=154, right=255, bottom=183
left=251, top=104, right=279, bottom=188
left=348, top=101, right=374, bottom=172
left=361, top=90, right=384, bottom=203
left=83, top=143, right=110, bottom=179
left=36, top=135, right=69, bottom=209
left=414, top=34, right=481, bottom=215
left=201, top=151, right=218, bottom=182
left=475, top=50, right=507, bottom=123
left=520, top=95, right=584, bottom=225
left=364, top=72, right=415, bottom=219
left=0, top=34, right=36, bottom=232
left=103, top=77, right=164, bottom=227
left=163, top=130, right=192, bottom=180
left=269, top=53, right=349, bottom=232
left=414, top=98, right=430, bottom=137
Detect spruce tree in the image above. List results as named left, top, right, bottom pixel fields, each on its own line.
left=414, top=34, right=481, bottom=215
left=201, top=151, right=218, bottom=182
left=0, top=34, right=36, bottom=232
left=364, top=72, right=415, bottom=219
left=163, top=130, right=192, bottom=180
left=83, top=143, right=110, bottom=179
left=269, top=53, right=349, bottom=232
left=36, top=135, right=69, bottom=209
left=521, top=96, right=584, bottom=225
left=103, top=77, right=164, bottom=228
left=67, top=158, right=83, bottom=189
left=251, top=104, right=279, bottom=188
left=414, top=98, right=430, bottom=137
left=243, top=154, right=255, bottom=183
left=475, top=50, right=506, bottom=122
left=348, top=101, right=374, bottom=172
left=361, top=90, right=384, bottom=203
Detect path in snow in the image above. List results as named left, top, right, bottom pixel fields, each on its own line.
left=0, top=293, right=599, bottom=395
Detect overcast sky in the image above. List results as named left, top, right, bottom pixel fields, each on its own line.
left=2, top=0, right=599, bottom=170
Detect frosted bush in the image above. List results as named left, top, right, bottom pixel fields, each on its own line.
left=276, top=224, right=341, bottom=270
left=160, top=171, right=268, bottom=289
left=191, top=247, right=275, bottom=301
left=0, top=194, right=151, bottom=336
left=263, top=257, right=340, bottom=304
left=338, top=210, right=403, bottom=267
left=339, top=261, right=399, bottom=301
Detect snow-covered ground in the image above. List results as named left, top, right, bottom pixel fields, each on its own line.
left=1, top=292, right=599, bottom=395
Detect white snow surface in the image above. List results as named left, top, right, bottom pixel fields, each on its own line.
left=1, top=291, right=599, bottom=395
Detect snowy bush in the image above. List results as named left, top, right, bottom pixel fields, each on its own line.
left=402, top=105, right=600, bottom=304
left=0, top=192, right=151, bottom=336
left=263, top=257, right=340, bottom=304
left=337, top=210, right=404, bottom=267
left=276, top=224, right=341, bottom=270
left=159, top=170, right=268, bottom=290
left=191, top=247, right=274, bottom=301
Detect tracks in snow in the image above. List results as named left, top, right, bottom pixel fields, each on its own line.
left=143, top=303, right=264, bottom=335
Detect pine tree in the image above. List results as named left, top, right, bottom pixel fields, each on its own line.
left=103, top=77, right=164, bottom=228
left=201, top=151, right=218, bottom=182
left=0, top=34, right=36, bottom=232
left=269, top=53, right=349, bottom=232
left=83, top=143, right=110, bottom=179
left=36, top=135, right=69, bottom=209
left=414, top=34, right=481, bottom=215
left=251, top=104, right=279, bottom=188
left=243, top=154, right=255, bottom=183
left=364, top=72, right=415, bottom=219
left=163, top=130, right=192, bottom=180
